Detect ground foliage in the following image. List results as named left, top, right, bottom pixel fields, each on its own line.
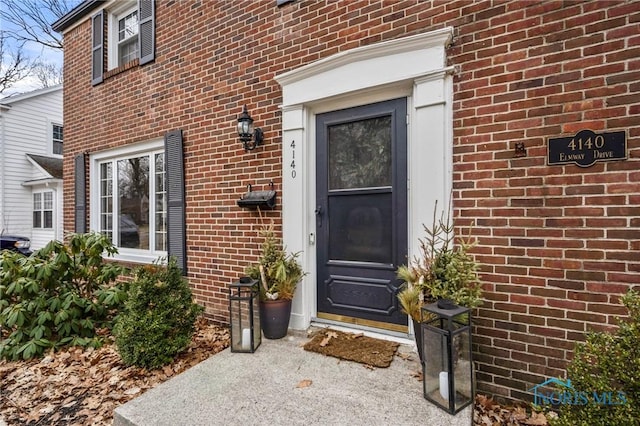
left=551, top=290, right=640, bottom=426
left=0, top=233, right=127, bottom=360
left=473, top=394, right=555, bottom=426
left=0, top=318, right=229, bottom=425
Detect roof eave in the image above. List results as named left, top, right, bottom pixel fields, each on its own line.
left=51, top=0, right=104, bottom=33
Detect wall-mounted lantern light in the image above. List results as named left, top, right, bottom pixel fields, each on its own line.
left=237, top=105, right=263, bottom=151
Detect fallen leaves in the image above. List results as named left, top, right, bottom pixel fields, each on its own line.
left=296, top=379, right=313, bottom=388
left=319, top=331, right=338, bottom=347
left=473, top=394, right=554, bottom=426
left=0, top=317, right=229, bottom=425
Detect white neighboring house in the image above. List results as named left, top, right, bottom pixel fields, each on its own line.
left=0, top=86, right=63, bottom=250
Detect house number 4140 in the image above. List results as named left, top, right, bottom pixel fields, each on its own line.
left=290, top=140, right=297, bottom=179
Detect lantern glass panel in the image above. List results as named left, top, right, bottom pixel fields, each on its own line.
left=237, top=119, right=253, bottom=137
left=230, top=298, right=242, bottom=350
left=422, top=325, right=449, bottom=407
left=252, top=295, right=261, bottom=348
left=453, top=327, right=473, bottom=412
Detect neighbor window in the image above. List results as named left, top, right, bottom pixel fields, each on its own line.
left=96, top=146, right=166, bottom=253
left=33, top=192, right=53, bottom=229
left=52, top=124, right=63, bottom=155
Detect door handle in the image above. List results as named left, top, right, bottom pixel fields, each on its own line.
left=315, top=205, right=323, bottom=228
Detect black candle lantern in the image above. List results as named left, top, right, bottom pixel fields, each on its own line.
left=421, top=299, right=473, bottom=414
left=228, top=277, right=261, bottom=353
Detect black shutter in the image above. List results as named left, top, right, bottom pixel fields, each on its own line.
left=138, top=0, right=155, bottom=65
left=91, top=10, right=104, bottom=85
left=165, top=130, right=186, bottom=273
left=74, top=153, right=87, bottom=233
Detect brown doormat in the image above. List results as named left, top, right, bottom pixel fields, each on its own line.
left=303, top=329, right=399, bottom=368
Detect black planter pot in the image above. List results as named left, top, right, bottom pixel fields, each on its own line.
left=260, top=299, right=292, bottom=339
left=413, top=319, right=424, bottom=363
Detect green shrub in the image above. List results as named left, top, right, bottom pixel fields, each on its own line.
left=0, top=233, right=128, bottom=360
left=113, top=258, right=203, bottom=369
left=552, top=290, right=640, bottom=426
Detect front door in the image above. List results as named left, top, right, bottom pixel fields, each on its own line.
left=316, top=98, right=408, bottom=331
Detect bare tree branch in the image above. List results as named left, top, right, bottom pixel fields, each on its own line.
left=33, top=61, right=63, bottom=88
left=0, top=32, right=34, bottom=94
left=0, top=0, right=77, bottom=50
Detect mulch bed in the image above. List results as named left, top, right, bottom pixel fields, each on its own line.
left=303, top=329, right=399, bottom=368
left=0, top=318, right=229, bottom=425
left=473, top=394, right=555, bottom=425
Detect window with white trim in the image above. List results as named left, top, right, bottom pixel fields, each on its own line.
left=33, top=191, right=53, bottom=229
left=89, top=0, right=154, bottom=85
left=52, top=124, right=63, bottom=155
left=108, top=2, right=138, bottom=69
left=96, top=146, right=166, bottom=254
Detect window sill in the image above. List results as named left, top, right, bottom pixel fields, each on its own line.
left=109, top=250, right=166, bottom=265
left=104, top=58, right=140, bottom=80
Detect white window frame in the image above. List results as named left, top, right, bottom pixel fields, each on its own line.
left=52, top=123, right=63, bottom=156
left=107, top=1, right=138, bottom=70
left=90, top=139, right=166, bottom=264
left=33, top=190, right=54, bottom=229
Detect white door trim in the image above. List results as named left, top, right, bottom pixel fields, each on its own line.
left=275, top=28, right=455, bottom=332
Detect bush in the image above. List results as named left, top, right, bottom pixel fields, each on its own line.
left=552, top=290, right=640, bottom=426
left=113, top=258, right=203, bottom=369
left=396, top=203, right=482, bottom=322
left=0, top=233, right=128, bottom=360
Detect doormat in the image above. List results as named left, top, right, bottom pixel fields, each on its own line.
left=303, top=329, right=399, bottom=368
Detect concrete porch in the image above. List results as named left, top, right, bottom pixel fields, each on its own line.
left=114, top=330, right=472, bottom=426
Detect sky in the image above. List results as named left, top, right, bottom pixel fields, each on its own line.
left=0, top=0, right=77, bottom=97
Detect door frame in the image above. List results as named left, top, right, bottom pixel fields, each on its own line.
left=275, top=28, right=455, bottom=335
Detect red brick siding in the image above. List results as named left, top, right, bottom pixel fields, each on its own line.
left=62, top=0, right=640, bottom=403
left=449, top=0, right=640, bottom=402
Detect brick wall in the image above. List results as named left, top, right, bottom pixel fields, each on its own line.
left=62, top=0, right=640, bottom=403
left=445, top=0, right=640, bottom=402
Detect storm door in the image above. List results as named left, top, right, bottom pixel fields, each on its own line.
left=315, top=98, right=408, bottom=331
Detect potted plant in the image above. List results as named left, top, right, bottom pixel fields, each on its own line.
left=397, top=203, right=482, bottom=360
left=246, top=224, right=305, bottom=339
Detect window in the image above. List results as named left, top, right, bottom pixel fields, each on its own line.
left=116, top=8, right=138, bottom=66
left=95, top=144, right=166, bottom=254
left=96, top=0, right=154, bottom=78
left=33, top=192, right=53, bottom=229
left=108, top=3, right=137, bottom=69
left=52, top=124, right=63, bottom=155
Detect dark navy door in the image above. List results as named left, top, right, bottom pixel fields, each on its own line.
left=316, top=98, right=408, bottom=331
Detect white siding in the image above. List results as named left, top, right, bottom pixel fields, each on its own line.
left=0, top=87, right=63, bottom=245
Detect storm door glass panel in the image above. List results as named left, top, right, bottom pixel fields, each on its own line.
left=99, top=163, right=113, bottom=241
left=328, top=193, right=392, bottom=263
left=117, top=156, right=149, bottom=249
left=328, top=116, right=392, bottom=190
